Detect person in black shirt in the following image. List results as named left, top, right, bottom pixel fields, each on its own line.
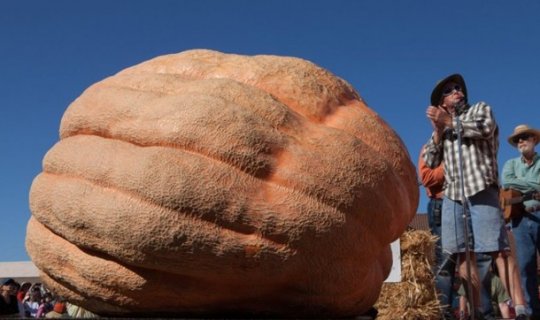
left=0, top=278, right=20, bottom=316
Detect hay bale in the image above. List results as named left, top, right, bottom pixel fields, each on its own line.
left=375, top=228, right=442, bottom=320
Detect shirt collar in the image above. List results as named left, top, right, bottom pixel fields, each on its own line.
left=521, top=152, right=539, bottom=164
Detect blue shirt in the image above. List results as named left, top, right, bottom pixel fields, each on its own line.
left=501, top=153, right=540, bottom=209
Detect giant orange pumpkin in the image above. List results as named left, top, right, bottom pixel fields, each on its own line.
left=27, top=49, right=418, bottom=317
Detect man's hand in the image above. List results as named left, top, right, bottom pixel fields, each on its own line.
left=426, top=105, right=453, bottom=144
left=426, top=105, right=453, bottom=131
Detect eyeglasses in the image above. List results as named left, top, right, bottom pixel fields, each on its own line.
left=512, top=134, right=531, bottom=144
left=442, top=84, right=462, bottom=96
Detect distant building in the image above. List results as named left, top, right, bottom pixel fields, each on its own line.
left=409, top=212, right=429, bottom=231
left=0, top=261, right=40, bottom=284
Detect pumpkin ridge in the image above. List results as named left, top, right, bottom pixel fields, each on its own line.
left=35, top=171, right=293, bottom=253
left=29, top=228, right=140, bottom=301
left=37, top=165, right=350, bottom=257
left=83, top=75, right=308, bottom=139
left=54, top=133, right=353, bottom=216
left=116, top=70, right=339, bottom=124
left=95, top=78, right=304, bottom=133
left=29, top=219, right=299, bottom=315
left=119, top=50, right=358, bottom=119
left=31, top=175, right=302, bottom=281
left=60, top=130, right=279, bottom=179
left=27, top=219, right=141, bottom=307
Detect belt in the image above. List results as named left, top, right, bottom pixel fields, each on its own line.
left=525, top=205, right=540, bottom=213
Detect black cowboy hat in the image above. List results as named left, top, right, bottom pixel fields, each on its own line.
left=430, top=73, right=468, bottom=106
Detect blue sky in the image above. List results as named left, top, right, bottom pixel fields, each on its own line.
left=1, top=0, right=539, bottom=262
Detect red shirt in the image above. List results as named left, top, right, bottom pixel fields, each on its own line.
left=418, top=148, right=444, bottom=199
left=16, top=291, right=25, bottom=302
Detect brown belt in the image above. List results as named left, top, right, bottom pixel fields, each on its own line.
left=525, top=205, right=540, bottom=213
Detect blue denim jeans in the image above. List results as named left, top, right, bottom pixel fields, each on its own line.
left=511, top=210, right=540, bottom=316
left=442, top=187, right=509, bottom=254
left=429, top=198, right=494, bottom=317
left=428, top=198, right=443, bottom=260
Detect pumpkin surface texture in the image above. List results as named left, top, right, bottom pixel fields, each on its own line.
left=27, top=49, right=418, bottom=317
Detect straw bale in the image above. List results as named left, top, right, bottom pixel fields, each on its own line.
left=375, top=228, right=442, bottom=320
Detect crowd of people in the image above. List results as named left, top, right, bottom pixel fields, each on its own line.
left=0, top=278, right=96, bottom=318
left=420, top=73, right=540, bottom=320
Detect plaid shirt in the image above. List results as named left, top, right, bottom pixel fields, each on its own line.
left=424, top=101, right=499, bottom=201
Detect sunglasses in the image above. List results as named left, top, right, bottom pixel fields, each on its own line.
left=512, top=134, right=531, bottom=144
left=442, top=84, right=462, bottom=96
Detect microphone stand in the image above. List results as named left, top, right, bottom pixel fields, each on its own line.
left=454, top=104, right=476, bottom=319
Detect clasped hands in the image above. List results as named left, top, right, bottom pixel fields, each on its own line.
left=426, top=105, right=453, bottom=132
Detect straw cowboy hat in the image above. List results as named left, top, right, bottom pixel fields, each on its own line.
left=508, top=124, right=540, bottom=147
left=430, top=73, right=468, bottom=106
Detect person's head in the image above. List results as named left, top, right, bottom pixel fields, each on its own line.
left=508, top=124, right=540, bottom=156
left=431, top=73, right=468, bottom=109
left=0, top=278, right=18, bottom=296
left=29, top=284, right=42, bottom=301
left=53, top=301, right=66, bottom=314
left=42, top=292, right=53, bottom=303
left=19, top=282, right=32, bottom=293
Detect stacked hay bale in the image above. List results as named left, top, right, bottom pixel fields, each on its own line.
left=375, top=228, right=442, bottom=320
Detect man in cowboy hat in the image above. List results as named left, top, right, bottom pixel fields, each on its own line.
left=502, top=124, right=540, bottom=319
left=423, top=74, right=529, bottom=319
left=419, top=147, right=505, bottom=319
